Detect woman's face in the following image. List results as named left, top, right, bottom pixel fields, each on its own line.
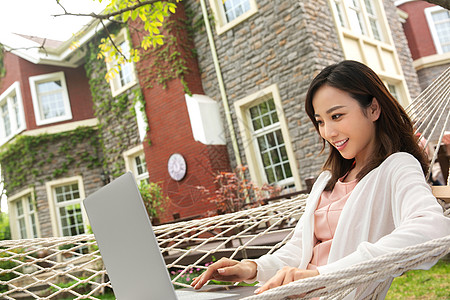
left=312, top=85, right=380, bottom=166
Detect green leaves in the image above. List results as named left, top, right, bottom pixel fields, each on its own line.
left=97, top=0, right=179, bottom=79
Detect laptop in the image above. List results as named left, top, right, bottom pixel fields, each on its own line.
left=83, top=172, right=258, bottom=300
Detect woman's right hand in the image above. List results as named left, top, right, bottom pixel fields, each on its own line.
left=190, top=258, right=257, bottom=290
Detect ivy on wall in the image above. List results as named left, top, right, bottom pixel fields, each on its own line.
left=136, top=17, right=199, bottom=95
left=84, top=26, right=146, bottom=179
left=0, top=127, right=101, bottom=193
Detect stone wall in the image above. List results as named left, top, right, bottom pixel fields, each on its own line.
left=184, top=0, right=345, bottom=184
left=416, top=63, right=450, bottom=91
left=1, top=128, right=104, bottom=238
left=84, top=33, right=142, bottom=180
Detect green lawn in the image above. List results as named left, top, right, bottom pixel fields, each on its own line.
left=386, top=258, right=449, bottom=299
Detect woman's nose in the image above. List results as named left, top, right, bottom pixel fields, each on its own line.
left=322, top=123, right=338, bottom=139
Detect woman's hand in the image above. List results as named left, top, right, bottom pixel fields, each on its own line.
left=190, top=258, right=257, bottom=290
left=255, top=267, right=319, bottom=295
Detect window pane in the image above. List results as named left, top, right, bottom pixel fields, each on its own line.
left=55, top=183, right=80, bottom=203
left=222, top=0, right=251, bottom=22
left=1, top=102, right=11, bottom=137
left=118, top=41, right=134, bottom=87
left=59, top=203, right=85, bottom=236
left=432, top=10, right=450, bottom=53
left=12, top=94, right=21, bottom=129
left=37, top=80, right=66, bottom=120
left=344, top=0, right=365, bottom=35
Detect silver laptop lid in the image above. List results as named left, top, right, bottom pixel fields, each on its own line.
left=83, top=172, right=177, bottom=300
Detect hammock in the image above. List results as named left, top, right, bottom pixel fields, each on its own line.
left=1, top=68, right=449, bottom=299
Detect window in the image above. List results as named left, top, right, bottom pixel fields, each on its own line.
left=0, top=82, right=25, bottom=145
left=106, top=28, right=138, bottom=97
left=46, top=177, right=87, bottom=237
left=29, top=71, right=72, bottom=126
left=425, top=7, right=450, bottom=54
left=123, top=145, right=149, bottom=185
left=331, top=0, right=384, bottom=41
left=8, top=189, right=39, bottom=240
left=249, top=99, right=293, bottom=187
left=235, top=84, right=302, bottom=190
left=208, top=0, right=258, bottom=35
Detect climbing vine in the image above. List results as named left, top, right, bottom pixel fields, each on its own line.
left=0, top=127, right=101, bottom=193
left=136, top=17, right=197, bottom=95
left=85, top=27, right=146, bottom=179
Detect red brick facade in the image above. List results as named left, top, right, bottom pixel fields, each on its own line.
left=131, top=5, right=231, bottom=221
left=399, top=1, right=437, bottom=60
left=0, top=52, right=94, bottom=131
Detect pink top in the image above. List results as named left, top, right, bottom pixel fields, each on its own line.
left=307, top=177, right=357, bottom=270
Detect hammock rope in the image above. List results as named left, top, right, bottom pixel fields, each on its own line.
left=1, top=68, right=449, bottom=299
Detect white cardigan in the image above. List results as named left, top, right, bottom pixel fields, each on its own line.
left=254, top=152, right=450, bottom=296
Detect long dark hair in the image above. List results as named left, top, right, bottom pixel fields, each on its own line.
left=305, top=60, right=428, bottom=191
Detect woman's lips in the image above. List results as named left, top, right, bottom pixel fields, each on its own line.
left=334, top=138, right=349, bottom=151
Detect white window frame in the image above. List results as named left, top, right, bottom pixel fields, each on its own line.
left=0, top=82, right=26, bottom=145
left=123, top=145, right=149, bottom=185
left=46, top=176, right=88, bottom=237
left=106, top=28, right=138, bottom=97
left=331, top=0, right=387, bottom=42
left=134, top=100, right=148, bottom=142
left=425, top=6, right=450, bottom=54
left=8, top=187, right=40, bottom=240
left=29, top=71, right=73, bottom=126
left=208, top=0, right=258, bottom=35
left=234, top=84, right=302, bottom=191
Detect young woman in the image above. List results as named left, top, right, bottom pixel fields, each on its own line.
left=191, top=60, right=450, bottom=298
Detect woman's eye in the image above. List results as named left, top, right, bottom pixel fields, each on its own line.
left=315, top=120, right=323, bottom=126
left=332, top=114, right=342, bottom=120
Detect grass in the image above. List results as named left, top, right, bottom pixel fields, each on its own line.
left=386, top=258, right=449, bottom=299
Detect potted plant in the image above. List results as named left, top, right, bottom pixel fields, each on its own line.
left=138, top=181, right=169, bottom=224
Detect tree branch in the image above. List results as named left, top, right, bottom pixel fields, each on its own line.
left=53, top=0, right=167, bottom=20
left=425, top=0, right=450, bottom=10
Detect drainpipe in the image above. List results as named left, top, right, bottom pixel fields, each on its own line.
left=199, top=0, right=242, bottom=167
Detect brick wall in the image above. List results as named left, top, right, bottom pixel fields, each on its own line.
left=131, top=5, right=230, bottom=221
left=1, top=52, right=95, bottom=131
left=398, top=1, right=437, bottom=60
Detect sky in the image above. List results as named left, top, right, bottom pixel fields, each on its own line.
left=0, top=0, right=108, bottom=212
left=0, top=0, right=107, bottom=42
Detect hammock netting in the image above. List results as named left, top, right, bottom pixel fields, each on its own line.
left=1, top=67, right=449, bottom=299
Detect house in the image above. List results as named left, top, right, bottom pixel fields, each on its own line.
left=182, top=0, right=421, bottom=191
left=0, top=34, right=104, bottom=239
left=396, top=0, right=450, bottom=90
left=0, top=0, right=425, bottom=240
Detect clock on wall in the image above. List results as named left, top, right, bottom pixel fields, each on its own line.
left=167, top=153, right=187, bottom=181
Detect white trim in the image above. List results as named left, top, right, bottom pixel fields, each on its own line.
left=208, top=0, right=258, bottom=35
left=123, top=145, right=149, bottom=184
left=413, top=52, right=450, bottom=70
left=134, top=101, right=147, bottom=142
left=7, top=187, right=40, bottom=240
left=106, top=28, right=138, bottom=97
left=394, top=0, right=415, bottom=7
left=45, top=176, right=88, bottom=237
left=0, top=19, right=110, bottom=68
left=425, top=6, right=450, bottom=55
left=22, top=118, right=99, bottom=136
left=234, top=84, right=302, bottom=190
left=0, top=82, right=26, bottom=146
left=29, top=71, right=73, bottom=126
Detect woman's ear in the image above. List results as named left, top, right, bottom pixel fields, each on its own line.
left=369, top=97, right=381, bottom=121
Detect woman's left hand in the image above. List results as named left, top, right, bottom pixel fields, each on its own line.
left=254, top=267, right=319, bottom=295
